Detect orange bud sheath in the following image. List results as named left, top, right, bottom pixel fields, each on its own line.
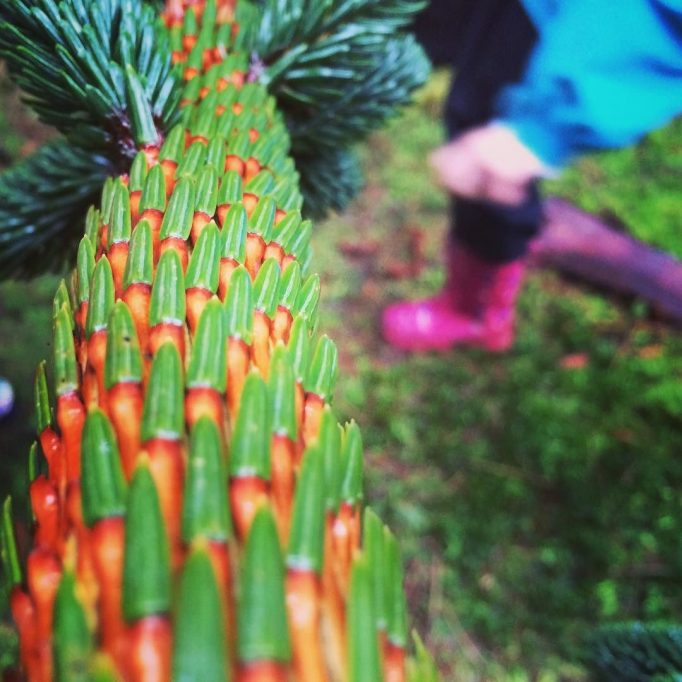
left=225, top=155, right=245, bottom=176
left=108, top=382, right=143, bottom=479
left=142, top=145, right=159, bottom=167
left=302, top=393, right=325, bottom=447
left=322, top=514, right=346, bottom=679
left=244, top=157, right=261, bottom=183
left=76, top=301, right=89, bottom=340
left=239, top=662, right=288, bottom=682
left=159, top=237, right=189, bottom=272
left=182, top=34, right=197, bottom=52
left=10, top=587, right=38, bottom=680
left=271, top=435, right=295, bottom=545
left=139, top=208, right=164, bottom=262
left=149, top=322, right=185, bottom=361
left=123, top=283, right=152, bottom=356
left=65, top=483, right=97, bottom=610
left=331, top=502, right=355, bottom=596
left=27, top=548, right=62, bottom=648
left=253, top=311, right=271, bottom=377
left=191, top=211, right=212, bottom=244
left=30, top=476, right=61, bottom=554
left=263, top=242, right=284, bottom=267
left=243, top=193, right=258, bottom=216
left=39, top=427, right=63, bottom=489
left=189, top=132, right=209, bottom=144
left=82, top=366, right=99, bottom=412
left=271, top=306, right=292, bottom=344
left=286, top=570, right=328, bottom=682
left=245, top=233, right=266, bottom=278
left=217, top=203, right=231, bottom=228
left=185, top=387, right=224, bottom=432
left=99, top=224, right=109, bottom=255
left=145, top=438, right=185, bottom=569
left=384, top=642, right=406, bottom=682
left=91, top=517, right=126, bottom=660
left=218, top=257, right=238, bottom=301
left=127, top=615, right=172, bottom=682
left=186, top=287, right=213, bottom=334
left=229, top=476, right=269, bottom=541
left=281, top=254, right=296, bottom=270
left=56, top=391, right=86, bottom=484
left=130, top=190, right=142, bottom=222
left=87, top=329, right=108, bottom=411
left=76, top=330, right=88, bottom=376
left=109, top=242, right=129, bottom=298
left=160, top=160, right=177, bottom=197
left=227, top=338, right=250, bottom=418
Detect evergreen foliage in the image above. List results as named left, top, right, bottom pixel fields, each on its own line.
left=0, top=0, right=428, bottom=275
left=0, top=0, right=180, bottom=160
left=297, top=149, right=364, bottom=219
left=587, top=622, right=682, bottom=681
left=0, top=0, right=180, bottom=278
left=238, top=0, right=430, bottom=214
left=0, top=141, right=111, bottom=279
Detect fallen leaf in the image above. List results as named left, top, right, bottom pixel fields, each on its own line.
left=337, top=239, right=380, bottom=258
left=383, top=259, right=414, bottom=279
left=559, top=352, right=589, bottom=370
left=638, top=344, right=664, bottom=359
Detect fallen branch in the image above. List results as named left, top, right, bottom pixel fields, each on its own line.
left=531, top=198, right=682, bottom=324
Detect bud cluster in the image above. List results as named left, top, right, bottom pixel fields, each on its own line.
left=1, top=1, right=415, bottom=681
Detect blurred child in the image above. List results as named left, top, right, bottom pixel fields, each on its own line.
left=383, top=0, right=682, bottom=352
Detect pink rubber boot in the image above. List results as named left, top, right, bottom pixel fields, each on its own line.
left=381, top=242, right=525, bottom=352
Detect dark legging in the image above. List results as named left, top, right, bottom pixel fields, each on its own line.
left=413, top=0, right=542, bottom=263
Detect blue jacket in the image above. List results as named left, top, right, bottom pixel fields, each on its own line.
left=498, top=0, right=682, bottom=166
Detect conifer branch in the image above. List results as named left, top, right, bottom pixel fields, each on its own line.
left=297, top=148, right=363, bottom=219
left=0, top=141, right=112, bottom=279
left=283, top=33, right=429, bottom=154
left=588, top=622, right=682, bottom=681
left=0, top=0, right=181, bottom=164
left=238, top=0, right=429, bottom=216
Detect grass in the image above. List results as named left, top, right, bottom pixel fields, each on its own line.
left=0, top=73, right=681, bottom=679
left=312, top=74, right=682, bottom=679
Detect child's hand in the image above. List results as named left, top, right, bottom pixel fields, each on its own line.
left=429, top=123, right=550, bottom=205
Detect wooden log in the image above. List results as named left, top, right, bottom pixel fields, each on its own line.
left=530, top=198, right=682, bottom=323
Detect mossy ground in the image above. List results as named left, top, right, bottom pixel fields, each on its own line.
left=1, top=73, right=681, bottom=679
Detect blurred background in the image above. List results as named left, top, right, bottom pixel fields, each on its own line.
left=0, top=66, right=680, bottom=679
